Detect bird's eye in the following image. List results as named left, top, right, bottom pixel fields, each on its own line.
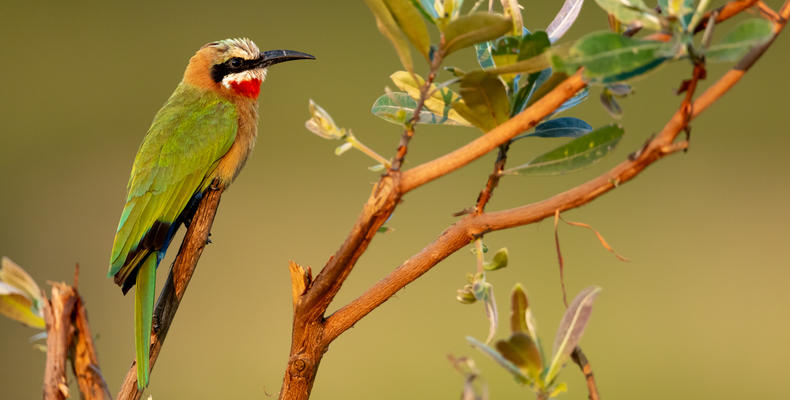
left=229, top=57, right=243, bottom=68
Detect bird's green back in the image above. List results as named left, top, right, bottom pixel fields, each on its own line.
left=109, top=83, right=238, bottom=281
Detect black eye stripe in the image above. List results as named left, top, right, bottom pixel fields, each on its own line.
left=210, top=57, right=256, bottom=83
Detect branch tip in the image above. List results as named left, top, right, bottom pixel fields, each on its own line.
left=289, top=261, right=313, bottom=309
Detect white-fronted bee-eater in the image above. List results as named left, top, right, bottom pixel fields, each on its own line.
left=107, top=38, right=313, bottom=388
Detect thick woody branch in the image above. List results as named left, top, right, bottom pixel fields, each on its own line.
left=117, top=185, right=224, bottom=400
left=325, top=9, right=787, bottom=336
left=70, top=295, right=112, bottom=400
left=43, top=283, right=78, bottom=400
left=42, top=267, right=110, bottom=400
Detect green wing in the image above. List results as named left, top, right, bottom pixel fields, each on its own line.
left=108, top=83, right=238, bottom=286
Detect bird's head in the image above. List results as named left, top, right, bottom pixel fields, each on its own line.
left=184, top=38, right=314, bottom=99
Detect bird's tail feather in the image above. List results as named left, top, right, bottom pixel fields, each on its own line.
left=134, top=253, right=157, bottom=389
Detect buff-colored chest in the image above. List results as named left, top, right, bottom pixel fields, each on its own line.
left=211, top=99, right=258, bottom=187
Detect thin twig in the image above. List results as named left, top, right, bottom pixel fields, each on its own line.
left=117, top=184, right=224, bottom=400
left=693, top=0, right=759, bottom=34
left=553, top=210, right=569, bottom=307
left=474, top=143, right=510, bottom=215
left=571, top=347, right=600, bottom=400
left=391, top=53, right=444, bottom=171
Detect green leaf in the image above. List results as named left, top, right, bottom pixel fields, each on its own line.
left=468, top=336, right=530, bottom=383
left=523, top=117, right=592, bottom=139
left=442, top=13, right=513, bottom=55
left=706, top=19, right=774, bottom=63
left=456, top=71, right=511, bottom=131
left=371, top=92, right=472, bottom=126
left=390, top=71, right=472, bottom=126
left=508, top=332, right=544, bottom=379
left=519, top=31, right=551, bottom=61
left=505, top=124, right=624, bottom=175
left=554, top=86, right=589, bottom=113
left=483, top=247, right=509, bottom=271
left=492, top=36, right=521, bottom=63
left=364, top=0, right=414, bottom=72
left=553, top=31, right=674, bottom=84
left=510, top=284, right=529, bottom=334
left=545, top=286, right=602, bottom=383
left=593, top=0, right=662, bottom=31
left=384, top=0, right=432, bottom=59
left=511, top=68, right=549, bottom=116
left=475, top=41, right=496, bottom=69
left=600, top=90, right=623, bottom=118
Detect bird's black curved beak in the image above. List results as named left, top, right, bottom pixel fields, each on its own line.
left=257, top=50, right=315, bottom=68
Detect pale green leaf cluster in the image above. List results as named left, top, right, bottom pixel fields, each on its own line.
left=468, top=285, right=601, bottom=398
left=305, top=100, right=391, bottom=169
left=0, top=257, right=45, bottom=329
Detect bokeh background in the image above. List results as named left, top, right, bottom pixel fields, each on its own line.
left=1, top=1, right=788, bottom=399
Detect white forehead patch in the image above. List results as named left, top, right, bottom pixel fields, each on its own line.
left=221, top=68, right=267, bottom=89
left=219, top=37, right=260, bottom=59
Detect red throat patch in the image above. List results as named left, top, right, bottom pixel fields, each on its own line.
left=229, top=79, right=261, bottom=98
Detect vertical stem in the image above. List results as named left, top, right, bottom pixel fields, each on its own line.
left=571, top=347, right=600, bottom=400
left=391, top=53, right=444, bottom=171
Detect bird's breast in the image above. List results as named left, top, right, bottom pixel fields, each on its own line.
left=211, top=100, right=259, bottom=187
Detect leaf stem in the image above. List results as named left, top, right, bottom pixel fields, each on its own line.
left=346, top=134, right=392, bottom=168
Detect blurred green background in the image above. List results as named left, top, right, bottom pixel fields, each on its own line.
left=1, top=1, right=788, bottom=399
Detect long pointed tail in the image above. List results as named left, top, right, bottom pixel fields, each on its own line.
left=134, top=253, right=157, bottom=389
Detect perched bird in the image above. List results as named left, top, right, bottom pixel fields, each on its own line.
left=107, top=38, right=313, bottom=388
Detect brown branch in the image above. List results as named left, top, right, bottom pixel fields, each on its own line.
left=42, top=265, right=110, bottom=400
left=571, top=347, right=600, bottom=400
left=325, top=8, right=787, bottom=339
left=279, top=2, right=780, bottom=398
left=474, top=143, right=510, bottom=214
left=400, top=72, right=587, bottom=194
left=693, top=0, right=759, bottom=34
left=43, top=283, right=78, bottom=400
left=117, top=185, right=224, bottom=400
left=279, top=53, right=449, bottom=400
left=391, top=56, right=442, bottom=171
left=70, top=293, right=112, bottom=399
